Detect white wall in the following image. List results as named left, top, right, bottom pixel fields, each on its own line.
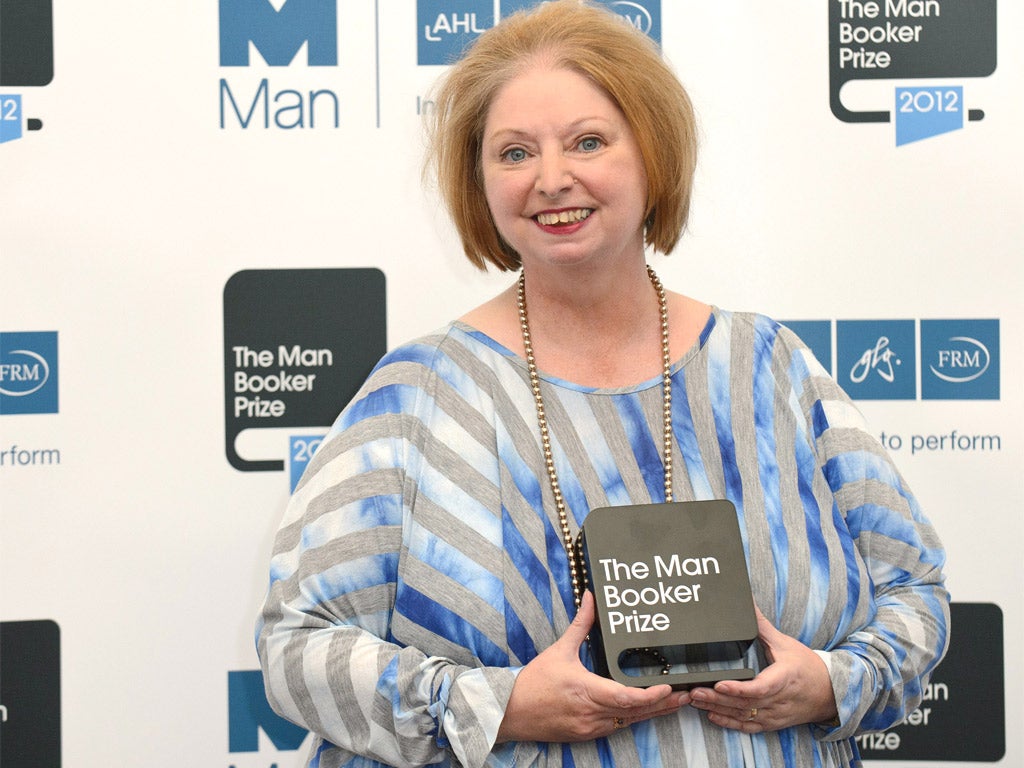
left=1, top=2, right=1020, bottom=766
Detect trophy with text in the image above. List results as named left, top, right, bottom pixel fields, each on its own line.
left=576, top=499, right=758, bottom=689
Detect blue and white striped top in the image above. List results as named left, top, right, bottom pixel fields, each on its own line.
left=257, top=308, right=949, bottom=768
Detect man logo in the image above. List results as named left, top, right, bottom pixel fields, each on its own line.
left=219, top=0, right=337, bottom=66
left=0, top=332, right=58, bottom=415
left=228, top=670, right=307, bottom=753
left=218, top=0, right=345, bottom=129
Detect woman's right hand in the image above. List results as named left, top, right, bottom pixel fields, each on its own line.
left=496, top=591, right=689, bottom=743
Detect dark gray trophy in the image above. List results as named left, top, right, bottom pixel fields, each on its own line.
left=576, top=499, right=758, bottom=690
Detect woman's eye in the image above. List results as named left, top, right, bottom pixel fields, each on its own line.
left=578, top=136, right=603, bottom=152
left=502, top=147, right=528, bottom=163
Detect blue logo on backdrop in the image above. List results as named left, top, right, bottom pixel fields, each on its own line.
left=604, top=0, right=661, bottom=42
left=921, top=319, right=999, bottom=400
left=781, top=320, right=833, bottom=375
left=786, top=318, right=1000, bottom=401
left=417, top=0, right=661, bottom=65
left=228, top=670, right=307, bottom=753
left=217, top=0, right=342, bottom=130
left=219, top=0, right=337, bottom=66
left=289, top=434, right=324, bottom=492
left=0, top=93, right=23, bottom=143
left=418, top=0, right=493, bottom=66
left=0, top=331, right=58, bottom=415
left=895, top=86, right=963, bottom=146
left=836, top=320, right=916, bottom=400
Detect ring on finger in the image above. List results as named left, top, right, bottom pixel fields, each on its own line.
left=746, top=707, right=758, bottom=722
left=613, top=716, right=625, bottom=729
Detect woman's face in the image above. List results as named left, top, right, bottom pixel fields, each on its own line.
left=480, top=64, right=649, bottom=273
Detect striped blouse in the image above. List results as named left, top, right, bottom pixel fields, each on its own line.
left=257, top=308, right=949, bottom=768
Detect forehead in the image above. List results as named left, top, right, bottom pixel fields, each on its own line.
left=483, top=64, right=625, bottom=136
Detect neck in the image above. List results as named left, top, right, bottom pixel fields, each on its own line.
left=520, top=260, right=657, bottom=341
left=517, top=262, right=666, bottom=387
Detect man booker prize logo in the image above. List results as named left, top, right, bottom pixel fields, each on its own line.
left=828, top=0, right=997, bottom=145
left=0, top=0, right=54, bottom=144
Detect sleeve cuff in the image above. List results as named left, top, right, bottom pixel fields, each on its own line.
left=812, top=649, right=864, bottom=740
left=439, top=666, right=522, bottom=768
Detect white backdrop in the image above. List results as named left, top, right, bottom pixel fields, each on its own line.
left=2, top=2, right=1021, bottom=766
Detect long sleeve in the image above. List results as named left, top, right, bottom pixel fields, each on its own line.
left=256, top=341, right=520, bottom=768
left=782, top=328, right=950, bottom=740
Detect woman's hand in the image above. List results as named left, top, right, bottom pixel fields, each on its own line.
left=688, top=607, right=839, bottom=733
left=497, top=591, right=689, bottom=743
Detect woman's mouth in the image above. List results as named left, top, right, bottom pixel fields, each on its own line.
left=534, top=208, right=593, bottom=226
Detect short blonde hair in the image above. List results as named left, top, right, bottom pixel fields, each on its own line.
left=427, top=0, right=698, bottom=272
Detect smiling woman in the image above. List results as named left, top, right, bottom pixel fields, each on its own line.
left=478, top=64, right=649, bottom=277
left=427, top=1, right=696, bottom=273
left=257, top=3, right=949, bottom=767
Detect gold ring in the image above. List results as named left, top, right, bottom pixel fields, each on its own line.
left=747, top=707, right=758, bottom=722
left=613, top=716, right=625, bottom=729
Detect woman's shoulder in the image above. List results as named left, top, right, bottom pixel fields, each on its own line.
left=705, top=308, right=804, bottom=350
left=369, top=322, right=476, bottom=383
left=358, top=320, right=521, bottom=411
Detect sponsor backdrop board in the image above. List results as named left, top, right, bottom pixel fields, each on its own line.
left=1, top=1, right=1020, bottom=766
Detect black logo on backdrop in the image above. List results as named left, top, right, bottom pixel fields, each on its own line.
left=0, top=0, right=53, bottom=142
left=856, top=602, right=1004, bottom=761
left=829, top=0, right=996, bottom=122
left=223, top=268, right=387, bottom=472
left=0, top=0, right=53, bottom=86
left=0, top=620, right=62, bottom=768
left=829, top=0, right=997, bottom=143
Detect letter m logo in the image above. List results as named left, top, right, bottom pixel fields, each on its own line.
left=228, top=670, right=308, bottom=752
left=219, top=0, right=337, bottom=66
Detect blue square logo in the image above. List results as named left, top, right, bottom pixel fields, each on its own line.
left=895, top=86, right=964, bottom=147
left=1, top=94, right=23, bottom=143
left=596, top=0, right=661, bottom=45
left=417, top=0, right=661, bottom=66
left=289, top=434, right=324, bottom=493
left=836, top=320, right=916, bottom=400
left=921, top=319, right=999, bottom=400
left=0, top=331, right=59, bottom=415
left=228, top=670, right=307, bottom=753
left=781, top=320, right=832, bottom=375
left=418, top=0, right=493, bottom=66
left=500, top=0, right=661, bottom=44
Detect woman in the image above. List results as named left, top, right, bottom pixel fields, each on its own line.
left=257, top=2, right=949, bottom=766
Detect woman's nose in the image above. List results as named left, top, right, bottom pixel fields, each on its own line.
left=534, top=153, right=575, bottom=198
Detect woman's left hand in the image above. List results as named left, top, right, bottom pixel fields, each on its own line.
left=687, top=607, right=839, bottom=733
